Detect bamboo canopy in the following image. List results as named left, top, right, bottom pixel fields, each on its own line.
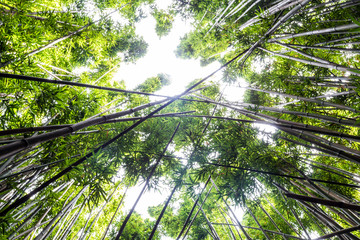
left=1, top=0, right=360, bottom=239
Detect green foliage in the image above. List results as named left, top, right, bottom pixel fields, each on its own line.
left=152, top=9, right=175, bottom=38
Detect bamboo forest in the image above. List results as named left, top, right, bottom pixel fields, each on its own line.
left=1, top=0, right=360, bottom=239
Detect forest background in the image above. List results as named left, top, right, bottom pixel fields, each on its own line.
left=1, top=0, right=360, bottom=239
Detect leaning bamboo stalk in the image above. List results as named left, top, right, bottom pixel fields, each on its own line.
left=280, top=128, right=360, bottom=164
left=81, top=181, right=122, bottom=240
left=208, top=163, right=360, bottom=189
left=239, top=0, right=312, bottom=65
left=60, top=194, right=89, bottom=240
left=197, top=201, right=221, bottom=240
left=298, top=158, right=360, bottom=184
left=19, top=208, right=52, bottom=240
left=212, top=223, right=306, bottom=240
left=280, top=136, right=358, bottom=163
left=285, top=192, right=360, bottom=211
left=7, top=206, right=41, bottom=239
left=0, top=9, right=119, bottom=69
left=210, top=177, right=253, bottom=239
left=176, top=176, right=212, bottom=239
left=100, top=186, right=128, bottom=240
left=262, top=193, right=302, bottom=237
left=182, top=184, right=215, bottom=239
left=114, top=123, right=181, bottom=240
left=148, top=182, right=179, bottom=240
left=232, top=101, right=360, bottom=127
left=244, top=202, right=271, bottom=240
left=0, top=111, right=194, bottom=137
left=34, top=185, right=88, bottom=240
left=257, top=202, right=287, bottom=240
left=78, top=204, right=96, bottom=240
left=260, top=47, right=360, bottom=77
left=238, top=0, right=303, bottom=30
left=0, top=73, right=179, bottom=99
left=315, top=34, right=360, bottom=46
left=275, top=90, right=357, bottom=108
left=243, top=84, right=359, bottom=112
left=217, top=204, right=237, bottom=240
left=0, top=99, right=167, bottom=161
left=299, top=158, right=360, bottom=180
left=268, top=24, right=359, bottom=42
left=314, top=224, right=360, bottom=240
left=275, top=42, right=331, bottom=64
left=284, top=166, right=360, bottom=226
left=280, top=43, right=360, bottom=53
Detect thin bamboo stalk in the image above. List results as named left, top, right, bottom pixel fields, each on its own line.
left=0, top=99, right=167, bottom=161
left=148, top=182, right=179, bottom=240
left=259, top=47, right=360, bottom=77
left=176, top=176, right=212, bottom=239
left=100, top=186, right=128, bottom=240
left=208, top=163, right=360, bottom=188
left=0, top=9, right=119, bottom=68
left=114, top=123, right=181, bottom=240
left=182, top=184, right=215, bottom=239
left=281, top=43, right=360, bottom=52
left=210, top=177, right=252, bottom=239
left=244, top=202, right=271, bottom=240
left=268, top=24, right=359, bottom=42
left=0, top=73, right=185, bottom=99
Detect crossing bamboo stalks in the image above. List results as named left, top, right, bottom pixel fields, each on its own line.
left=0, top=99, right=167, bottom=161
left=210, top=177, right=253, bottom=240
left=100, top=186, right=128, bottom=240
left=217, top=204, right=237, bottom=240
left=0, top=9, right=121, bottom=68
left=0, top=111, right=194, bottom=137
left=257, top=202, right=287, bottom=240
left=81, top=181, right=122, bottom=240
left=212, top=223, right=306, bottom=240
left=231, top=101, right=360, bottom=127
left=238, top=0, right=305, bottom=30
left=244, top=202, right=271, bottom=240
left=148, top=182, right=179, bottom=240
left=207, top=163, right=360, bottom=188
left=176, top=176, right=211, bottom=239
left=114, top=123, right=180, bottom=240
left=315, top=34, right=360, bottom=46
left=314, top=224, right=360, bottom=240
left=0, top=73, right=189, bottom=99
left=268, top=24, right=359, bottom=42
left=0, top=46, right=251, bottom=219
left=281, top=43, right=360, bottom=52
left=34, top=185, right=88, bottom=240
left=260, top=47, right=360, bottom=77
left=182, top=184, right=215, bottom=240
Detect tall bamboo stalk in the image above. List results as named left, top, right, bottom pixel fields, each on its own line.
left=114, top=123, right=181, bottom=239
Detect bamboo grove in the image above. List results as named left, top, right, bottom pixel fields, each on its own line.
left=1, top=0, right=360, bottom=239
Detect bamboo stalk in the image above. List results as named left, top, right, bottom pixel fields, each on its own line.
left=244, top=202, right=271, bottom=240
left=114, top=123, right=181, bottom=240
left=210, top=177, right=253, bottom=239
left=148, top=182, right=179, bottom=240
left=260, top=47, right=360, bottom=77
left=100, top=186, right=128, bottom=240
left=285, top=192, right=360, bottom=211
left=268, top=24, right=359, bottom=42
left=281, top=43, right=360, bottom=52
